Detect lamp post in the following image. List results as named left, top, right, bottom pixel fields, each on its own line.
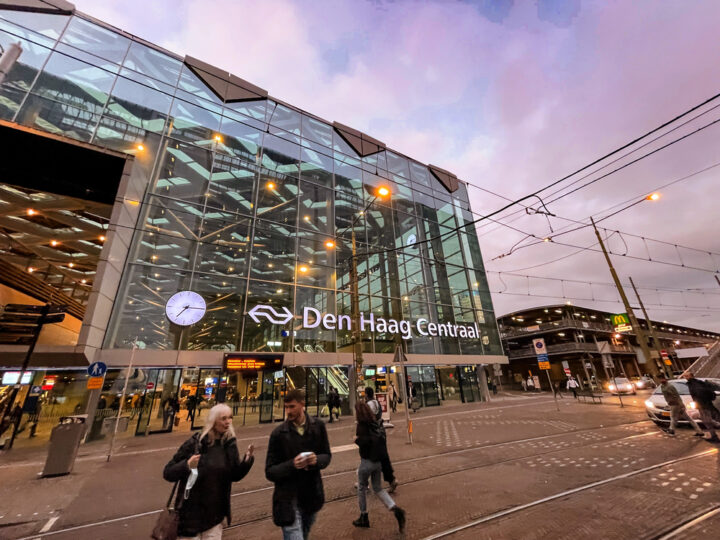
left=333, top=186, right=390, bottom=411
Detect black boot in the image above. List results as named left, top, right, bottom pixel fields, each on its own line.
left=392, top=506, right=406, bottom=533
left=353, top=513, right=370, bottom=528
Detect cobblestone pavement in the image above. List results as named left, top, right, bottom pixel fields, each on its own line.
left=2, top=392, right=718, bottom=539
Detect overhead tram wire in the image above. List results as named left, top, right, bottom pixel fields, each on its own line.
left=466, top=96, right=720, bottom=236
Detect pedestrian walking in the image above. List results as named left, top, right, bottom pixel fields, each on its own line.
left=265, top=389, right=331, bottom=539
left=526, top=376, right=535, bottom=393
left=327, top=387, right=340, bottom=423
left=567, top=376, right=579, bottom=399
left=365, top=387, right=398, bottom=493
left=352, top=401, right=407, bottom=532
left=388, top=382, right=398, bottom=413
left=186, top=394, right=197, bottom=422
left=659, top=377, right=705, bottom=437
left=684, top=372, right=720, bottom=442
left=161, top=404, right=254, bottom=539
left=552, top=381, right=564, bottom=399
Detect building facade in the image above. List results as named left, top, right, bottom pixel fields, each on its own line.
left=0, top=2, right=506, bottom=443
left=497, top=304, right=718, bottom=390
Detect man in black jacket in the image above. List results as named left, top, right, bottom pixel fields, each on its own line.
left=684, top=372, right=720, bottom=442
left=265, top=389, right=332, bottom=539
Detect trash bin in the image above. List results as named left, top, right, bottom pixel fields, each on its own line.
left=41, top=415, right=87, bottom=477
left=101, top=415, right=129, bottom=435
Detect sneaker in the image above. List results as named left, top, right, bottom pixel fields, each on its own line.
left=392, top=506, right=406, bottom=533
left=388, top=480, right=398, bottom=494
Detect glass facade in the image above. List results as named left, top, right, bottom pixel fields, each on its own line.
left=0, top=9, right=501, bottom=359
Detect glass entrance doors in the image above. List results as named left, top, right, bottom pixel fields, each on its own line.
left=457, top=366, right=481, bottom=403
left=406, top=365, right=440, bottom=407
left=134, top=368, right=182, bottom=435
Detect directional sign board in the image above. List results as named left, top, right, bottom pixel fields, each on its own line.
left=661, top=350, right=672, bottom=366
left=87, top=377, right=103, bottom=389
left=533, top=338, right=550, bottom=370
left=224, top=353, right=284, bottom=374
left=612, top=313, right=632, bottom=333
left=87, top=362, right=107, bottom=378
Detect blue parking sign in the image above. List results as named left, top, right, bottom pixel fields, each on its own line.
left=87, top=362, right=107, bottom=377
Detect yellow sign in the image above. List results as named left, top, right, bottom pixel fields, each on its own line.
left=664, top=359, right=672, bottom=366
left=87, top=376, right=103, bottom=389
left=612, top=313, right=632, bottom=333
left=538, top=361, right=551, bottom=370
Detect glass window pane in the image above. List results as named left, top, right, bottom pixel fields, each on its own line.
left=0, top=30, right=53, bottom=120
left=261, top=133, right=300, bottom=177
left=60, top=17, right=130, bottom=63
left=223, top=99, right=267, bottom=129
left=187, top=274, right=246, bottom=351
left=409, top=161, right=431, bottom=187
left=0, top=11, right=68, bottom=40
left=299, top=146, right=333, bottom=188
left=301, top=115, right=332, bottom=147
left=152, top=140, right=212, bottom=203
left=334, top=159, right=362, bottom=199
left=16, top=93, right=100, bottom=141
left=167, top=97, right=221, bottom=144
left=249, top=219, right=296, bottom=283
left=207, top=154, right=257, bottom=217
left=298, top=181, right=333, bottom=235
left=242, top=279, right=293, bottom=352
left=133, top=229, right=195, bottom=271
left=256, top=172, right=298, bottom=226
left=105, top=74, right=172, bottom=133
left=268, top=103, right=301, bottom=136
left=294, top=287, right=336, bottom=353
left=219, top=115, right=262, bottom=161
left=386, top=151, right=410, bottom=179
left=195, top=214, right=251, bottom=277
left=123, top=41, right=181, bottom=86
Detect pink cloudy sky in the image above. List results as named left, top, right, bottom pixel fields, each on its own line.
left=74, top=0, right=720, bottom=331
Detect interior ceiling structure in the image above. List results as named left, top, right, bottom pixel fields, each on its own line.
left=0, top=182, right=111, bottom=304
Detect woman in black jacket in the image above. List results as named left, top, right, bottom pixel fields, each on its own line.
left=353, top=401, right=406, bottom=532
left=163, top=403, right=254, bottom=539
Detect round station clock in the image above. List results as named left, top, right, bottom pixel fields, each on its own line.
left=165, top=291, right=207, bottom=326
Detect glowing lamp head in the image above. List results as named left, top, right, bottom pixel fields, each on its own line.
left=27, top=208, right=36, bottom=216
left=377, top=186, right=390, bottom=197
left=214, top=134, right=222, bottom=142
left=99, top=235, right=106, bottom=242
left=50, top=240, right=59, bottom=247
left=137, top=144, right=144, bottom=151
left=299, top=265, right=308, bottom=273
left=325, top=240, right=335, bottom=249
left=266, top=182, right=275, bottom=190
left=646, top=192, right=660, bottom=201
left=614, top=333, right=621, bottom=339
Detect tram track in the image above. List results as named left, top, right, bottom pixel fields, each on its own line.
left=16, top=417, right=654, bottom=539
left=651, top=504, right=720, bottom=540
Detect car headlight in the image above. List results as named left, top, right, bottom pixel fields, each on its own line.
left=609, top=385, right=615, bottom=391
left=644, top=400, right=654, bottom=408
left=624, top=385, right=633, bottom=390
left=689, top=401, right=697, bottom=409
left=636, top=382, right=644, bottom=388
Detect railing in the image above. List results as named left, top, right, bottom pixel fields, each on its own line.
left=507, top=340, right=634, bottom=359
left=688, top=340, right=720, bottom=378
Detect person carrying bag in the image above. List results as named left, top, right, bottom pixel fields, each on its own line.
left=158, top=404, right=254, bottom=539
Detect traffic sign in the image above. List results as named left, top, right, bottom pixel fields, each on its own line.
left=146, top=382, right=155, bottom=390
left=87, top=362, right=107, bottom=377
left=661, top=350, right=672, bottom=365
left=533, top=338, right=547, bottom=355
left=87, top=377, right=103, bottom=389
left=538, top=361, right=551, bottom=370
left=563, top=367, right=572, bottom=377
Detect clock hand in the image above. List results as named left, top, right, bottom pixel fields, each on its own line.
left=176, top=305, right=189, bottom=317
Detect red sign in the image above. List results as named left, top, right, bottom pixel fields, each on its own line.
left=146, top=382, right=155, bottom=390
left=563, top=367, right=571, bottom=377
left=42, top=375, right=57, bottom=390
left=660, top=350, right=669, bottom=359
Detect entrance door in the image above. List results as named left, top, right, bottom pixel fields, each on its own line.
left=458, top=366, right=481, bottom=403
left=134, top=369, right=182, bottom=435
left=406, top=366, right=440, bottom=407
left=258, top=369, right=285, bottom=423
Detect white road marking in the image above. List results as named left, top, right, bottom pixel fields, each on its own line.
left=330, top=444, right=356, bottom=453
left=39, top=516, right=59, bottom=533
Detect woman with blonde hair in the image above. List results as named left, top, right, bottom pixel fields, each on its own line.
left=163, top=403, right=254, bottom=539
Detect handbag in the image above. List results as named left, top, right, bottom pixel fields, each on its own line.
left=151, top=481, right=180, bottom=540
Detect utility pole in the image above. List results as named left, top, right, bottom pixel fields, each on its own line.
left=591, top=218, right=655, bottom=374
left=628, top=276, right=670, bottom=377
left=0, top=42, right=22, bottom=85
left=348, top=226, right=361, bottom=412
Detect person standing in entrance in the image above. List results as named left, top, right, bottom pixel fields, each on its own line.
left=266, top=389, right=331, bottom=539
left=659, top=376, right=705, bottom=437
left=567, top=376, right=579, bottom=399
left=186, top=393, right=197, bottom=423
left=526, top=375, right=535, bottom=393
left=684, top=372, right=720, bottom=442
left=352, top=401, right=406, bottom=532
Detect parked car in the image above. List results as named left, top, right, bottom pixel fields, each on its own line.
left=630, top=376, right=656, bottom=390
left=644, top=378, right=720, bottom=427
left=607, top=377, right=636, bottom=395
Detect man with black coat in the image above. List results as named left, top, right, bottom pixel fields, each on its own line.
left=265, top=389, right=332, bottom=539
left=684, top=372, right=720, bottom=442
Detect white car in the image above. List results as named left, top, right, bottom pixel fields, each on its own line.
left=607, top=377, right=636, bottom=395
left=644, top=378, right=720, bottom=426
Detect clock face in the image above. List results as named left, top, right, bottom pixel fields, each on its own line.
left=165, top=291, right=206, bottom=326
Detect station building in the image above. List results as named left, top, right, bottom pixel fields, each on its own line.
left=496, top=304, right=719, bottom=390
left=0, top=1, right=506, bottom=441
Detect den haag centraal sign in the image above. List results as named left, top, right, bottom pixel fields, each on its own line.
left=247, top=304, right=483, bottom=340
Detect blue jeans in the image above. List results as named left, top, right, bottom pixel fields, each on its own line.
left=357, top=458, right=395, bottom=513
left=282, top=505, right=317, bottom=540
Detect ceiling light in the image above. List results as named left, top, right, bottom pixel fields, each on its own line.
left=81, top=279, right=87, bottom=284
left=137, top=144, right=144, bottom=151
left=299, top=266, right=308, bottom=273
left=214, top=134, right=222, bottom=142
left=68, top=262, right=74, bottom=268
left=50, top=240, right=59, bottom=247
left=266, top=182, right=275, bottom=190
left=27, top=267, right=35, bottom=273
left=27, top=208, right=36, bottom=216
left=99, top=235, right=106, bottom=242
